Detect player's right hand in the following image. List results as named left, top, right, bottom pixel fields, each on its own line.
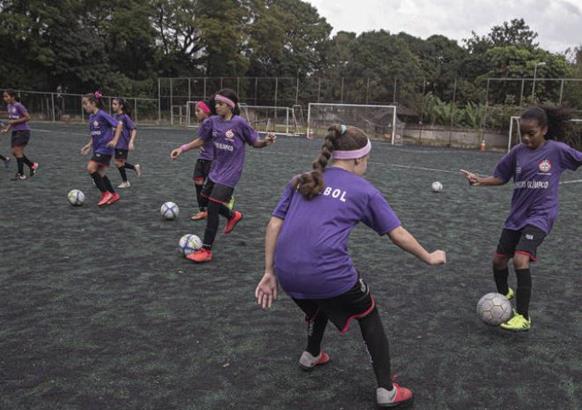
left=255, top=272, right=278, bottom=309
left=170, top=148, right=181, bottom=160
left=460, top=169, right=480, bottom=186
left=428, top=250, right=447, bottom=265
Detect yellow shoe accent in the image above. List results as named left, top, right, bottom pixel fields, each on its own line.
left=505, top=288, right=515, bottom=301
left=226, top=196, right=235, bottom=211
left=500, top=313, right=531, bottom=331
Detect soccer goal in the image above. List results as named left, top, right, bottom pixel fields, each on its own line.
left=239, top=104, right=299, bottom=135
left=306, top=103, right=398, bottom=143
left=509, top=116, right=582, bottom=152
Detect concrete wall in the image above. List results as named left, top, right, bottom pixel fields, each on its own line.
left=401, top=125, right=507, bottom=150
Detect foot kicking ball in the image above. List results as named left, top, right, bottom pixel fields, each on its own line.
left=161, top=202, right=179, bottom=220
left=67, top=189, right=86, bottom=206
left=476, top=292, right=512, bottom=325
left=178, top=234, right=203, bottom=256
left=431, top=181, right=443, bottom=192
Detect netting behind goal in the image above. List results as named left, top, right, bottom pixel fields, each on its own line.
left=509, top=116, right=582, bottom=152
left=307, top=103, right=398, bottom=143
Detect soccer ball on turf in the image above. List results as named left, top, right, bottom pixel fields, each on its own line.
left=476, top=292, right=512, bottom=325
left=431, top=181, right=443, bottom=192
left=178, top=234, right=203, bottom=256
left=161, top=202, right=179, bottom=220
left=67, top=189, right=85, bottom=206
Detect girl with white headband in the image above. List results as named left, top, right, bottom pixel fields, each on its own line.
left=170, top=88, right=275, bottom=263
left=255, top=125, right=446, bottom=408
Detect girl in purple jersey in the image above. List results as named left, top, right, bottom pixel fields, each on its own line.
left=80, top=92, right=123, bottom=207
left=191, top=98, right=216, bottom=221
left=461, top=105, right=582, bottom=331
left=255, top=125, right=446, bottom=408
left=170, top=88, right=275, bottom=263
left=111, top=98, right=141, bottom=188
left=1, top=89, right=39, bottom=180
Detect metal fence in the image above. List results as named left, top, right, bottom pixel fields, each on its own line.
left=0, top=89, right=159, bottom=124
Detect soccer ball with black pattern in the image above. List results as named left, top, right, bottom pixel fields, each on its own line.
left=178, top=234, right=202, bottom=256
left=476, top=292, right=512, bottom=326
left=161, top=202, right=179, bottom=220
left=67, top=189, right=85, bottom=206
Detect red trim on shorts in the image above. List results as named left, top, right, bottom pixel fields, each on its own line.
left=208, top=196, right=226, bottom=205
left=515, top=250, right=537, bottom=262
left=495, top=252, right=510, bottom=258
left=193, top=177, right=205, bottom=184
left=340, top=296, right=376, bottom=335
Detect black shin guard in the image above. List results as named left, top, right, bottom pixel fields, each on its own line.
left=16, top=156, right=24, bottom=174
left=102, top=175, right=115, bottom=193
left=195, top=184, right=206, bottom=211
left=515, top=268, right=532, bottom=317
left=358, top=308, right=393, bottom=390
left=90, top=172, right=107, bottom=192
left=306, top=311, right=328, bottom=357
left=218, top=203, right=233, bottom=219
left=202, top=201, right=221, bottom=248
left=22, top=155, right=33, bottom=168
left=118, top=166, right=128, bottom=182
left=124, top=162, right=135, bottom=170
left=493, top=267, right=509, bottom=295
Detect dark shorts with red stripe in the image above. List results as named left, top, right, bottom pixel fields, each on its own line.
left=193, top=159, right=212, bottom=184
left=293, top=277, right=375, bottom=335
left=496, top=225, right=546, bottom=262
left=114, top=149, right=129, bottom=160
left=90, top=152, right=112, bottom=167
left=200, top=178, right=233, bottom=205
left=11, top=130, right=30, bottom=147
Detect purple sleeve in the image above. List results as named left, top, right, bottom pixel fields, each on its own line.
left=197, top=117, right=213, bottom=141
left=272, top=182, right=295, bottom=220
left=559, top=143, right=582, bottom=171
left=101, top=111, right=121, bottom=128
left=17, top=103, right=29, bottom=116
left=493, top=149, right=515, bottom=182
left=361, top=191, right=401, bottom=235
left=240, top=119, right=259, bottom=146
left=125, top=115, right=136, bottom=130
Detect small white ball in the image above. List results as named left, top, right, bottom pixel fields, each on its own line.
left=161, top=202, right=179, bottom=220
left=431, top=181, right=443, bottom=192
left=67, top=189, right=86, bottom=206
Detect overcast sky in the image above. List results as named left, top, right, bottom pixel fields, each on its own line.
left=307, top=0, right=582, bottom=53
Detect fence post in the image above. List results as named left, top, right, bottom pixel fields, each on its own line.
left=274, top=77, right=278, bottom=107
left=317, top=78, right=321, bottom=103
left=295, top=77, right=299, bottom=106
left=134, top=98, right=138, bottom=123
left=158, top=78, right=161, bottom=124
left=51, top=92, right=56, bottom=122
left=559, top=79, right=565, bottom=104
left=366, top=78, right=370, bottom=104
left=340, top=77, right=344, bottom=102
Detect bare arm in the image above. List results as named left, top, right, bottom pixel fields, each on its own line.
left=255, top=216, right=284, bottom=309
left=252, top=132, right=276, bottom=149
left=388, top=226, right=446, bottom=265
left=170, top=137, right=205, bottom=159
left=107, top=122, right=124, bottom=147
left=81, top=137, right=92, bottom=155
left=460, top=169, right=505, bottom=186
left=7, top=112, right=30, bottom=126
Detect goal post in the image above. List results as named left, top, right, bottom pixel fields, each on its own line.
left=306, top=103, right=398, bottom=143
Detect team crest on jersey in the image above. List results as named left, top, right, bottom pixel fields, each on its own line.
left=11, top=108, right=17, bottom=114
left=538, top=159, right=551, bottom=173
left=225, top=129, right=235, bottom=140
left=93, top=120, right=99, bottom=127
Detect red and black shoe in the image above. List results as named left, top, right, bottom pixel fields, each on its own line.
left=376, top=383, right=414, bottom=408
left=298, top=351, right=330, bottom=371
left=98, top=192, right=113, bottom=206
left=30, top=162, right=39, bottom=177
left=106, top=192, right=120, bottom=205
left=224, top=211, right=243, bottom=234
left=186, top=247, right=213, bottom=263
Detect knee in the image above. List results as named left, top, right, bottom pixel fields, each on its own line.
left=513, top=253, right=530, bottom=270
left=493, top=254, right=509, bottom=270
left=87, top=164, right=96, bottom=173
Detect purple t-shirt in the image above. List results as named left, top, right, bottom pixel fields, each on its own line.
left=272, top=167, right=402, bottom=299
left=198, top=115, right=258, bottom=187
left=7, top=103, right=31, bottom=131
left=198, top=118, right=214, bottom=161
left=494, top=140, right=582, bottom=233
left=89, top=110, right=120, bottom=155
left=114, top=113, right=136, bottom=150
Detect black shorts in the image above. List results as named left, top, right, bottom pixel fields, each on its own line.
left=11, top=130, right=30, bottom=147
left=200, top=178, right=234, bottom=205
left=90, top=152, right=112, bottom=167
left=496, top=225, right=546, bottom=262
left=114, top=149, right=128, bottom=160
left=293, top=277, right=376, bottom=335
left=193, top=159, right=212, bottom=184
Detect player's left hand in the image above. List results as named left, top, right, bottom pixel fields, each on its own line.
left=106, top=140, right=116, bottom=148
left=255, top=272, right=278, bottom=309
left=265, top=133, right=276, bottom=145
left=129, top=142, right=135, bottom=151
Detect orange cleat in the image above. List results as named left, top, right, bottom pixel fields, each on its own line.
left=191, top=210, right=208, bottom=221
left=224, top=211, right=243, bottom=234
left=98, top=192, right=113, bottom=206
left=106, top=192, right=120, bottom=205
left=186, top=248, right=213, bottom=263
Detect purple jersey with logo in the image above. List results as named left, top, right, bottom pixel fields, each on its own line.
left=114, top=113, right=136, bottom=150
left=493, top=140, right=582, bottom=233
left=272, top=167, right=401, bottom=299
left=197, top=115, right=258, bottom=187
left=89, top=110, right=120, bottom=155
left=198, top=118, right=214, bottom=161
left=7, top=103, right=31, bottom=131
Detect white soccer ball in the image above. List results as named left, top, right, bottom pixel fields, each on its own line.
left=431, top=181, right=443, bottom=192
left=476, top=292, right=512, bottom=326
left=161, top=202, right=179, bottom=220
left=178, top=234, right=203, bottom=256
left=67, top=189, right=85, bottom=206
